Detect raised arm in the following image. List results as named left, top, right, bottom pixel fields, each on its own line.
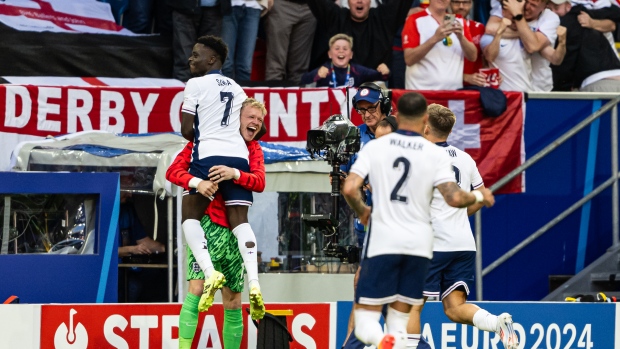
left=540, top=26, right=567, bottom=66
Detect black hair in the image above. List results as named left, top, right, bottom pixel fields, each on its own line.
left=196, top=35, right=228, bottom=64
left=397, top=92, right=427, bottom=120
left=377, top=115, right=398, bottom=131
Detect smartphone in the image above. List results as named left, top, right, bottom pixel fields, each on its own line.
left=444, top=14, right=456, bottom=23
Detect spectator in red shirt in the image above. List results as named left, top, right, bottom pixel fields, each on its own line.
left=402, top=0, right=478, bottom=90
left=450, top=0, right=490, bottom=86
left=167, top=98, right=267, bottom=349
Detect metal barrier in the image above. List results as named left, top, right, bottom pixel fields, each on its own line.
left=475, top=93, right=620, bottom=300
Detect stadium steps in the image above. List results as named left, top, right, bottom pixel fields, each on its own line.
left=543, top=244, right=620, bottom=302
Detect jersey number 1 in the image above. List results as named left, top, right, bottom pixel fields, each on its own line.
left=390, top=157, right=411, bottom=203
left=220, top=91, right=234, bottom=126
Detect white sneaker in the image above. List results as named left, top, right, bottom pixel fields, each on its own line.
left=497, top=313, right=519, bottom=349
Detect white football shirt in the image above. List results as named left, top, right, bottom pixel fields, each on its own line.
left=181, top=71, right=249, bottom=161
left=431, top=143, right=483, bottom=252
left=402, top=10, right=472, bottom=90
left=350, top=130, right=455, bottom=259
left=529, top=9, right=560, bottom=92
left=480, top=35, right=533, bottom=92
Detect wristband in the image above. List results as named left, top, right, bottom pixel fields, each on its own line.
left=233, top=169, right=241, bottom=180
left=188, top=177, right=202, bottom=189
left=472, top=190, right=484, bottom=203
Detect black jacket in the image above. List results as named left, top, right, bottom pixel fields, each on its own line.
left=307, top=0, right=413, bottom=71
left=552, top=4, right=620, bottom=91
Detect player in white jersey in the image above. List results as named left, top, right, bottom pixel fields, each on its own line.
left=343, top=92, right=495, bottom=349
left=407, top=104, right=519, bottom=349
left=179, top=35, right=264, bottom=316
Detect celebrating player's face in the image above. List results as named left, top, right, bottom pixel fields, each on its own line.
left=240, top=106, right=265, bottom=142
left=188, top=43, right=213, bottom=76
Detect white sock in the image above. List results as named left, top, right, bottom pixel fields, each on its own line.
left=354, top=308, right=384, bottom=346
left=406, top=334, right=420, bottom=348
left=182, top=220, right=214, bottom=277
left=232, top=223, right=259, bottom=288
left=473, top=309, right=499, bottom=332
left=386, top=306, right=409, bottom=344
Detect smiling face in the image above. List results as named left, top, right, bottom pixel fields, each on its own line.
left=240, top=105, right=265, bottom=142
left=348, top=0, right=371, bottom=22
left=328, top=39, right=353, bottom=68
left=356, top=100, right=384, bottom=131
left=188, top=43, right=214, bottom=76
left=525, top=0, right=547, bottom=21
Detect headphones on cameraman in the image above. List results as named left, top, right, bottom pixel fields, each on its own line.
left=352, top=82, right=392, bottom=115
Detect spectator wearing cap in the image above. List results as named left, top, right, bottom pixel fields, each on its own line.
left=300, top=34, right=385, bottom=87
left=337, top=82, right=390, bottom=349
left=306, top=0, right=414, bottom=78
left=402, top=0, right=478, bottom=90
left=485, top=0, right=566, bottom=91
left=548, top=0, right=620, bottom=91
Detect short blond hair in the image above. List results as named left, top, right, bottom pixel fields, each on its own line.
left=427, top=103, right=456, bottom=138
left=242, top=97, right=267, bottom=116
left=329, top=33, right=353, bottom=49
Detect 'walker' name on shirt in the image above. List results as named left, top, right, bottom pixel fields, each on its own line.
left=390, top=138, right=424, bottom=150
left=216, top=79, right=232, bottom=86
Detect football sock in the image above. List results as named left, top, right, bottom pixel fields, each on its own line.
left=473, top=309, right=499, bottom=332
left=223, top=309, right=243, bottom=349
left=231, top=223, right=259, bottom=288
left=386, top=306, right=409, bottom=343
left=354, top=308, right=383, bottom=346
left=183, top=220, right=214, bottom=277
left=179, top=293, right=200, bottom=348
left=406, top=334, right=420, bottom=348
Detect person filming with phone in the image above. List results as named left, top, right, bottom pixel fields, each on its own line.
left=402, top=0, right=477, bottom=90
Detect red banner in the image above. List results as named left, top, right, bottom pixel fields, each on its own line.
left=0, top=85, right=524, bottom=193
left=391, top=90, right=525, bottom=194
left=41, top=303, right=333, bottom=349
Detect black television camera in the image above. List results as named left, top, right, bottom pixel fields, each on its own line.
left=302, top=114, right=361, bottom=264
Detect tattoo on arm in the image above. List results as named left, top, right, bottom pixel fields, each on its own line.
left=437, top=182, right=475, bottom=208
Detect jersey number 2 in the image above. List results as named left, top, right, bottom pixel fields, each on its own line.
left=220, top=91, right=234, bottom=126
left=390, top=157, right=410, bottom=203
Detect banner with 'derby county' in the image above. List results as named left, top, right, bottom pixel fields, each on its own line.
left=0, top=84, right=525, bottom=193
left=0, top=0, right=137, bottom=35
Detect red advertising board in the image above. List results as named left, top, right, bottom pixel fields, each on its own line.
left=41, top=303, right=333, bottom=349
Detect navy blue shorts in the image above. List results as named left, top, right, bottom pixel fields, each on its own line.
left=355, top=254, right=430, bottom=306
left=189, top=156, right=253, bottom=205
left=423, top=251, right=475, bottom=300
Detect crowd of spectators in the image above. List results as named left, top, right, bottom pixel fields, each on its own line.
left=108, top=0, right=620, bottom=92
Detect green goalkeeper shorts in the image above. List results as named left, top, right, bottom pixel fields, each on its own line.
left=186, top=216, right=245, bottom=293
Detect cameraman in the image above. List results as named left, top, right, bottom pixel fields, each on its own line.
left=337, top=82, right=391, bottom=349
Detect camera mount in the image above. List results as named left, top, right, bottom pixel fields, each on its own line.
left=303, top=113, right=361, bottom=264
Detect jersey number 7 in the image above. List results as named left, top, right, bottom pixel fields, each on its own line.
left=220, top=91, right=234, bottom=126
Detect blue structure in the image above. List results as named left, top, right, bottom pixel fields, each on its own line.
left=0, top=172, right=120, bottom=303
left=478, top=96, right=619, bottom=300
